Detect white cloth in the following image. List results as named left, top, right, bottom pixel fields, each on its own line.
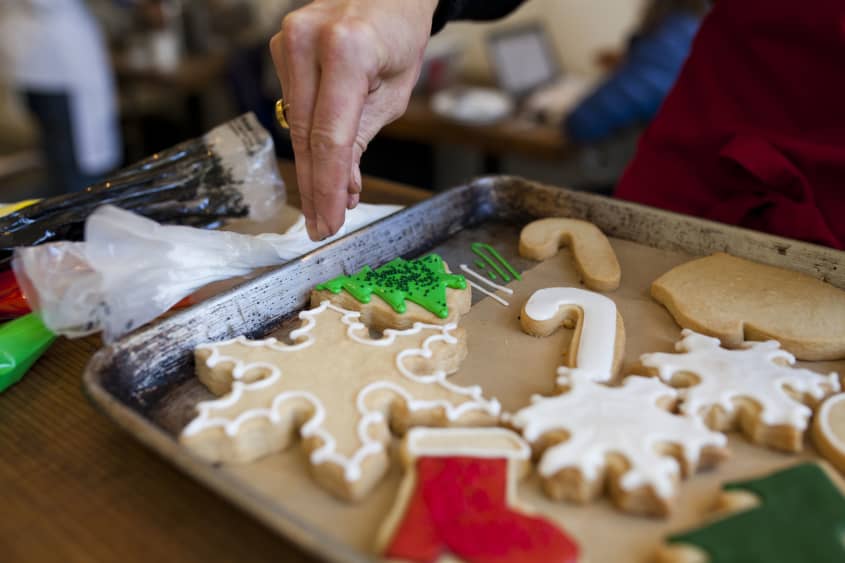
left=0, top=0, right=121, bottom=174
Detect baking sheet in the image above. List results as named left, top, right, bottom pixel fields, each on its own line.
left=83, top=177, right=845, bottom=562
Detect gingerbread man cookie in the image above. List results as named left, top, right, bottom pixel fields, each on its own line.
left=377, top=427, right=580, bottom=563
left=511, top=289, right=727, bottom=517
left=656, top=462, right=845, bottom=563
left=519, top=218, right=621, bottom=291
left=180, top=301, right=500, bottom=501
left=311, top=254, right=471, bottom=331
left=651, top=252, right=845, bottom=360
left=640, top=330, right=840, bottom=452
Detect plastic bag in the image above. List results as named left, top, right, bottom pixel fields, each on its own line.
left=14, top=202, right=401, bottom=342
left=0, top=113, right=284, bottom=264
left=205, top=112, right=285, bottom=221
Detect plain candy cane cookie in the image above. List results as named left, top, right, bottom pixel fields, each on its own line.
left=519, top=218, right=621, bottom=291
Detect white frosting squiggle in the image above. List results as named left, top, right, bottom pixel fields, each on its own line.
left=460, top=264, right=514, bottom=294
left=466, top=281, right=509, bottom=306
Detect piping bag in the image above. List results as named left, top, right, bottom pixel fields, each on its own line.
left=0, top=202, right=401, bottom=392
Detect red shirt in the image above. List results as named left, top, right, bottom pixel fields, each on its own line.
left=616, top=0, right=845, bottom=249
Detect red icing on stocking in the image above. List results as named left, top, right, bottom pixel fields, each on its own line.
left=384, top=456, right=579, bottom=563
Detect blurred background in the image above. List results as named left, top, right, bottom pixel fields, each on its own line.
left=0, top=0, right=709, bottom=202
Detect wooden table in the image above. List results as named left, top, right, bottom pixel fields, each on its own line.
left=0, top=163, right=428, bottom=563
left=380, top=95, right=571, bottom=163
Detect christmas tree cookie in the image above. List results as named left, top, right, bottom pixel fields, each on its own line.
left=656, top=462, right=845, bottom=563
left=311, top=254, right=470, bottom=330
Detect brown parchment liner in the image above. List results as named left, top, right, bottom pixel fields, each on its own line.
left=212, top=237, right=844, bottom=562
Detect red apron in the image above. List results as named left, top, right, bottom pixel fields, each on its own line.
left=615, top=0, right=845, bottom=249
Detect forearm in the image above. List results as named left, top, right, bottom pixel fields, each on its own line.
left=432, top=0, right=525, bottom=33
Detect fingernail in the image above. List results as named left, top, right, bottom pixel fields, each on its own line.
left=306, top=219, right=319, bottom=240
left=347, top=192, right=359, bottom=210
left=316, top=215, right=331, bottom=240
left=352, top=165, right=362, bottom=193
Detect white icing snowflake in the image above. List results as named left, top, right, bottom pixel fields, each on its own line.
left=511, top=373, right=726, bottom=499
left=641, top=329, right=841, bottom=430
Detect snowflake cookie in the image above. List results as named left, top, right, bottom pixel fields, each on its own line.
left=180, top=301, right=500, bottom=501
left=641, top=329, right=840, bottom=452
left=511, top=373, right=728, bottom=517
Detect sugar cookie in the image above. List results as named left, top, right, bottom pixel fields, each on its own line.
left=311, top=254, right=471, bottom=331
left=656, top=462, right=845, bottom=563
left=641, top=330, right=840, bottom=452
left=180, top=301, right=500, bottom=501
left=651, top=252, right=845, bottom=360
left=520, top=287, right=625, bottom=383
left=377, top=427, right=580, bottom=563
left=813, top=393, right=845, bottom=474
left=511, top=373, right=727, bottom=517
left=519, top=218, right=621, bottom=291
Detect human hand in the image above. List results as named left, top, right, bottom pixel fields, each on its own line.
left=270, top=0, right=438, bottom=240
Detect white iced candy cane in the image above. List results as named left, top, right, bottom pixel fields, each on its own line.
left=522, top=287, right=619, bottom=383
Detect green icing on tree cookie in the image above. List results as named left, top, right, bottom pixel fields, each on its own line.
left=668, top=463, right=845, bottom=563
left=315, top=254, right=466, bottom=318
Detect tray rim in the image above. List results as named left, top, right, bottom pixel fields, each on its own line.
left=82, top=175, right=845, bottom=563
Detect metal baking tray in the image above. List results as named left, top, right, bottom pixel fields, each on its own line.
left=83, top=176, right=845, bottom=562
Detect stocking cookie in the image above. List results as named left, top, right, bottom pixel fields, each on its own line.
left=651, top=252, right=845, bottom=360
left=640, top=330, right=840, bottom=452
left=180, top=301, right=500, bottom=501
left=377, top=427, right=580, bottom=563
left=656, top=462, right=845, bottom=563
left=520, top=287, right=625, bottom=383
left=519, top=218, right=621, bottom=291
left=512, top=289, right=726, bottom=517
left=813, top=393, right=845, bottom=474
left=311, top=254, right=470, bottom=331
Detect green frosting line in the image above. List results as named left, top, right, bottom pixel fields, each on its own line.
left=488, top=271, right=498, bottom=281
left=471, top=242, right=521, bottom=282
left=668, top=463, right=845, bottom=563
left=474, top=260, right=487, bottom=270
left=315, top=254, right=466, bottom=319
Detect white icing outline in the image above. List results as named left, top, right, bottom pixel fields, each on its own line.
left=404, top=427, right=530, bottom=460
left=641, top=330, right=841, bottom=430
left=523, top=287, right=618, bottom=383
left=183, top=301, right=501, bottom=482
left=512, top=373, right=727, bottom=498
left=466, top=280, right=509, bottom=307
left=818, top=393, right=845, bottom=455
left=460, top=264, right=515, bottom=294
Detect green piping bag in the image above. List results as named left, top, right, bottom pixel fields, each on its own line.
left=0, top=313, right=56, bottom=393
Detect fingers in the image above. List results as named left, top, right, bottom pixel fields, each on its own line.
left=271, top=12, right=321, bottom=238
left=308, top=21, right=375, bottom=237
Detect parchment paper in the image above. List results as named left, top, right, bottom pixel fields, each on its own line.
left=211, top=232, right=844, bottom=562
